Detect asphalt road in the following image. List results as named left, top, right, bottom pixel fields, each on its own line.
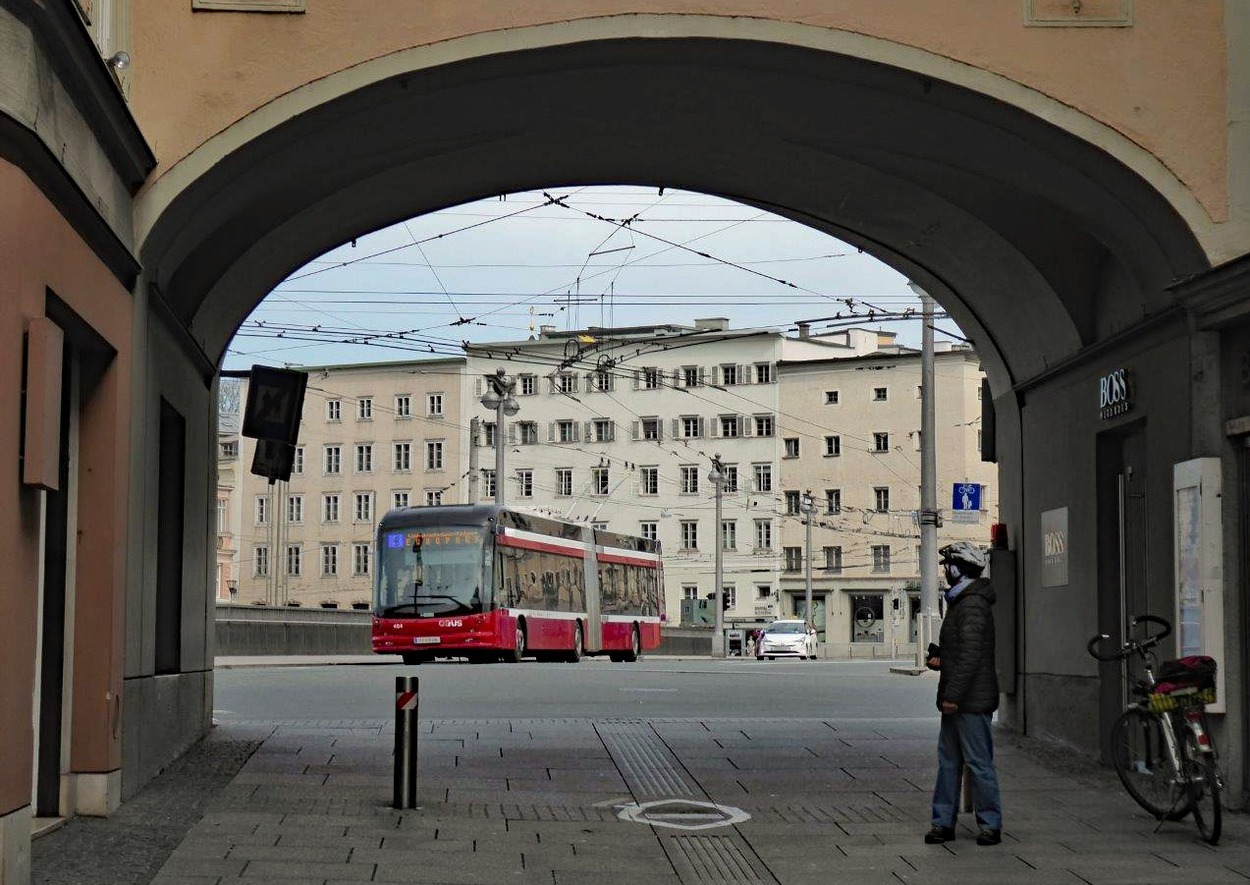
left=213, top=657, right=940, bottom=722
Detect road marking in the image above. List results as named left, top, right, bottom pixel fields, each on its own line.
left=619, top=688, right=678, bottom=693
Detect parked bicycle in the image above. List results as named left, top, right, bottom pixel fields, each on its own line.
left=1086, top=614, right=1222, bottom=844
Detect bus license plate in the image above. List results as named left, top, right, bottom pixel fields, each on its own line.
left=413, top=636, right=440, bottom=645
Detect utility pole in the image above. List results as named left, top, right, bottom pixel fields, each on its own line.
left=913, top=286, right=941, bottom=668
left=709, top=454, right=726, bottom=657
left=801, top=490, right=815, bottom=626
left=468, top=417, right=481, bottom=503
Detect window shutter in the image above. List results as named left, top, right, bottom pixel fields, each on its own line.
left=698, top=367, right=706, bottom=386
left=672, top=369, right=681, bottom=387
left=583, top=421, right=592, bottom=441
left=632, top=420, right=640, bottom=440
left=632, top=371, right=641, bottom=390
left=671, top=418, right=680, bottom=438
left=547, top=422, right=555, bottom=442
left=740, top=364, right=752, bottom=384
left=572, top=374, right=579, bottom=392
left=548, top=376, right=556, bottom=394
left=574, top=422, right=582, bottom=442
left=710, top=365, right=719, bottom=386
left=710, top=418, right=719, bottom=438
left=698, top=417, right=705, bottom=438
left=656, top=421, right=663, bottom=441
left=743, top=416, right=752, bottom=437
left=607, top=421, right=616, bottom=443
left=508, top=425, right=517, bottom=445
left=585, top=372, right=594, bottom=390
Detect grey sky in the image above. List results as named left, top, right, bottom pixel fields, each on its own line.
left=223, top=186, right=961, bottom=371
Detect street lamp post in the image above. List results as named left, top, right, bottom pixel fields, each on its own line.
left=709, top=454, right=725, bottom=658
left=908, top=283, right=940, bottom=668
left=800, top=490, right=815, bottom=626
left=479, top=368, right=519, bottom=506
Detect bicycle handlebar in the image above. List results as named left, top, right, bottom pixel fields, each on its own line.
left=1086, top=614, right=1172, bottom=662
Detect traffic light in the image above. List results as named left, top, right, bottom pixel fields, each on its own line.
left=722, top=593, right=731, bottom=611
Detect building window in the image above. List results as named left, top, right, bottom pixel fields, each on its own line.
left=681, top=416, right=702, bottom=439
left=753, top=463, right=772, bottom=493
left=640, top=521, right=658, bottom=542
left=355, top=443, right=373, bottom=473
left=353, top=544, right=371, bottom=577
left=324, top=445, right=341, bottom=475
left=642, top=368, right=660, bottom=390
left=482, top=470, right=496, bottom=499
left=873, top=387, right=888, bottom=402
left=483, top=422, right=497, bottom=448
left=756, top=584, right=772, bottom=600
left=719, top=415, right=740, bottom=438
left=825, top=435, right=841, bottom=457
left=640, top=466, right=659, bottom=495
left=720, top=364, right=739, bottom=386
left=322, top=493, right=339, bottom=523
left=392, top=491, right=409, bottom=510
left=784, top=546, right=802, bottom=572
left=517, top=469, right=533, bottom=498
left=395, top=394, right=412, bottom=418
left=825, top=390, right=839, bottom=404
left=293, top=445, right=305, bottom=475
left=518, top=374, right=536, bottom=396
left=721, top=519, right=736, bottom=550
left=641, top=417, right=661, bottom=440
left=286, top=545, right=302, bottom=577
left=354, top=492, right=373, bottom=522
left=322, top=544, right=338, bottom=577
left=680, top=465, right=699, bottom=494
left=722, top=465, right=739, bottom=493
left=874, top=487, right=890, bottom=512
left=873, top=432, right=890, bottom=453
left=753, top=415, right=774, bottom=437
left=326, top=400, right=341, bottom=422
left=592, top=369, right=614, bottom=392
left=287, top=494, right=303, bottom=524
left=593, top=418, right=614, bottom=442
left=680, top=520, right=698, bottom=551
left=427, top=393, right=444, bottom=417
left=425, top=440, right=444, bottom=470
left=217, top=498, right=227, bottom=533
left=824, top=546, right=843, bottom=573
left=871, top=545, right=891, bottom=573
left=681, top=365, right=701, bottom=388
left=592, top=521, right=608, bottom=532
left=555, top=468, right=573, bottom=496
left=592, top=466, right=609, bottom=495
left=425, top=489, right=443, bottom=506
left=357, top=397, right=373, bottom=420
left=219, top=439, right=239, bottom=459
left=555, top=420, right=577, bottom=443
left=754, top=519, right=772, bottom=551
left=754, top=363, right=772, bottom=384
left=783, top=438, right=799, bottom=458
left=255, top=495, right=269, bottom=525
left=682, top=585, right=698, bottom=600
left=393, top=442, right=411, bottom=472
left=556, top=373, right=577, bottom=394
left=519, top=421, right=538, bottom=445
left=826, top=489, right=841, bottom=514
left=784, top=490, right=801, bottom=515
left=254, top=545, right=269, bottom=578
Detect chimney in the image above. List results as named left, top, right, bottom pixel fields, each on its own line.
left=694, top=317, right=729, bottom=332
left=797, top=322, right=811, bottom=339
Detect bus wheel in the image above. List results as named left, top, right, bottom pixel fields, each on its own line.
left=620, top=626, right=641, bottom=663
left=504, top=623, right=527, bottom=663
left=566, top=623, right=583, bottom=663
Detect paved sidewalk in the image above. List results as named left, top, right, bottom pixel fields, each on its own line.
left=34, top=706, right=1250, bottom=885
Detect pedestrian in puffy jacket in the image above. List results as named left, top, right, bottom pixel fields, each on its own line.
left=923, top=542, right=1003, bottom=847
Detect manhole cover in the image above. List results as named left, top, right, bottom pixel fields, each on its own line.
left=617, top=799, right=750, bottom=830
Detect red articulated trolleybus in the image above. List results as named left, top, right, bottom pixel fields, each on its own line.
left=372, top=504, right=664, bottom=664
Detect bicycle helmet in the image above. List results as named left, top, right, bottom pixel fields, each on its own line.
left=938, top=542, right=988, bottom=572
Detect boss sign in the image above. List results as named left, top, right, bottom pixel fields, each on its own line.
left=1098, top=369, right=1131, bottom=419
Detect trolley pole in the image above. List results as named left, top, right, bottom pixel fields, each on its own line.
left=393, top=676, right=419, bottom=808
left=801, top=491, right=815, bottom=626
left=710, top=454, right=726, bottom=657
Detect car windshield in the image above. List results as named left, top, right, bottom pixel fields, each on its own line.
left=374, top=526, right=490, bottom=617
left=767, top=622, right=806, bottom=634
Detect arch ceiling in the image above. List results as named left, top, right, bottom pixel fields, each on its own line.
left=140, top=36, right=1209, bottom=391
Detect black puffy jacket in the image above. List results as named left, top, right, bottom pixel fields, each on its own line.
left=935, top=577, right=999, bottom=714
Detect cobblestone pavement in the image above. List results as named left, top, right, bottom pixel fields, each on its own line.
left=32, top=712, right=1250, bottom=885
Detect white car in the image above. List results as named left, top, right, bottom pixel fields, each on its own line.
left=758, top=619, right=818, bottom=660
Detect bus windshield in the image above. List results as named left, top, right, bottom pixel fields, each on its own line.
left=375, top=527, right=490, bottom=617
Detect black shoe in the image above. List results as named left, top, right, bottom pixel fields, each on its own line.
left=976, top=829, right=1002, bottom=846
left=924, top=825, right=956, bottom=844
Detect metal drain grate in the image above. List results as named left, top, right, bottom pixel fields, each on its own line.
left=597, top=722, right=693, bottom=798
left=666, top=834, right=774, bottom=884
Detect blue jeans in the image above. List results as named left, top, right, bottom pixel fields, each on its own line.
left=931, top=712, right=1002, bottom=831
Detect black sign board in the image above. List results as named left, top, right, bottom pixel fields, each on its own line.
left=251, top=439, right=296, bottom=485
left=241, top=365, right=307, bottom=444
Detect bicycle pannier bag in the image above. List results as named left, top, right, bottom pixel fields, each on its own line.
left=1150, top=655, right=1217, bottom=712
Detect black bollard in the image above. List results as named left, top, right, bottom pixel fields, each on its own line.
left=393, top=675, right=418, bottom=808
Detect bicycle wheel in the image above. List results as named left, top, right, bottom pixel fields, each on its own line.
left=1109, top=708, right=1190, bottom=820
left=1183, top=732, right=1221, bottom=845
